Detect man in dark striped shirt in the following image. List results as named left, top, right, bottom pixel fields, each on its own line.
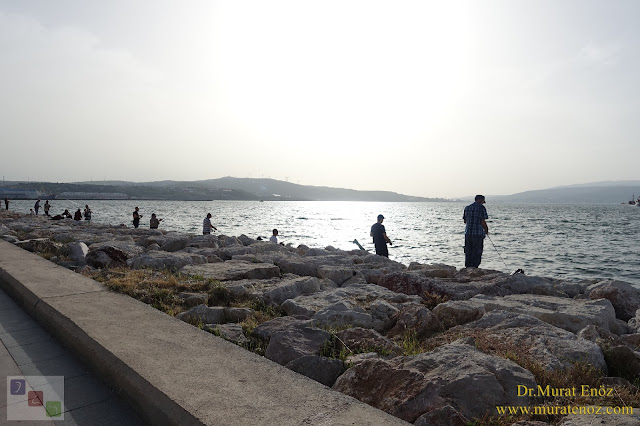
left=463, top=195, right=489, bottom=268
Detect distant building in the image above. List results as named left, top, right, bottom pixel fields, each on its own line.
left=55, top=192, right=129, bottom=200
left=0, top=189, right=39, bottom=199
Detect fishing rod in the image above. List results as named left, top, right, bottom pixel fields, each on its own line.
left=487, top=234, right=524, bottom=276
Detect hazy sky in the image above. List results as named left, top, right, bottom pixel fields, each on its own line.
left=2, top=1, right=639, bottom=197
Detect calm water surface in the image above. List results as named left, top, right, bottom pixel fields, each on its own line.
left=10, top=200, right=640, bottom=286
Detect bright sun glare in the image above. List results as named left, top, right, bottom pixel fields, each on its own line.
left=213, top=2, right=469, bottom=148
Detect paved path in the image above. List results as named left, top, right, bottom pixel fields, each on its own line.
left=0, top=239, right=408, bottom=425
left=0, top=287, right=145, bottom=425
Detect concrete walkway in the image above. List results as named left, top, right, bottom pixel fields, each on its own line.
left=0, top=287, right=145, bottom=425
left=0, top=240, right=408, bottom=425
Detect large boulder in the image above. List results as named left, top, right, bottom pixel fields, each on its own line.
left=333, top=338, right=536, bottom=423
left=280, top=283, right=421, bottom=331
left=265, top=326, right=331, bottom=366
left=284, top=355, right=345, bottom=387
left=180, top=260, right=281, bottom=281
left=386, top=304, right=442, bottom=339
left=251, top=316, right=311, bottom=342
left=432, top=294, right=624, bottom=334
left=335, top=328, right=403, bottom=357
left=451, top=311, right=607, bottom=372
left=127, top=251, right=207, bottom=271
left=176, top=305, right=225, bottom=324
left=220, top=275, right=337, bottom=305
left=86, top=241, right=144, bottom=268
left=159, top=235, right=191, bottom=252
left=14, top=238, right=63, bottom=255
left=408, top=263, right=457, bottom=279
left=588, top=280, right=640, bottom=321
left=67, top=242, right=89, bottom=263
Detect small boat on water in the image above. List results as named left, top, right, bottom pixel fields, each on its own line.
left=628, top=194, right=637, bottom=205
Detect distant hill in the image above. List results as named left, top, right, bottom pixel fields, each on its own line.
left=490, top=182, right=640, bottom=204
left=1, top=178, right=446, bottom=202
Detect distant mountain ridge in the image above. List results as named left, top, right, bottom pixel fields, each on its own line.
left=0, top=177, right=446, bottom=202
left=489, top=181, right=640, bottom=204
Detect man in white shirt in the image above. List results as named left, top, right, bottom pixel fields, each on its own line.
left=203, top=213, right=218, bottom=235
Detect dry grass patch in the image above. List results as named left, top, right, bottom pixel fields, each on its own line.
left=83, top=267, right=217, bottom=315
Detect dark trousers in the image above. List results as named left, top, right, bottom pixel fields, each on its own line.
left=374, top=242, right=388, bottom=257
left=464, top=235, right=484, bottom=268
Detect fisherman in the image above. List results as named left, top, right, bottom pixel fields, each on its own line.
left=34, top=199, right=41, bottom=215
left=370, top=214, right=392, bottom=257
left=463, top=194, right=489, bottom=268
left=150, top=213, right=163, bottom=229
left=83, top=205, right=92, bottom=221
left=44, top=200, right=51, bottom=216
left=202, top=213, right=217, bottom=235
left=132, top=207, right=142, bottom=228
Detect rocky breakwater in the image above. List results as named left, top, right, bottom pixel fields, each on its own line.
left=2, top=211, right=640, bottom=425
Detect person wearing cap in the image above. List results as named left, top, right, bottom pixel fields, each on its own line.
left=370, top=214, right=392, bottom=257
left=203, top=213, right=217, bottom=235
left=463, top=194, right=489, bottom=268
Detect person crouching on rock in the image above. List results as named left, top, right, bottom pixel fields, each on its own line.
left=74, top=208, right=82, bottom=221
left=150, top=213, right=163, bottom=229
left=203, top=213, right=217, bottom=235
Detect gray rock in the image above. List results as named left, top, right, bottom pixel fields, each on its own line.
left=15, top=238, right=62, bottom=254
left=275, top=257, right=319, bottom=277
left=408, top=263, right=458, bottom=279
left=335, top=328, right=402, bottom=356
left=285, top=355, right=345, bottom=387
left=183, top=247, right=223, bottom=263
left=223, top=307, right=254, bottom=323
left=332, top=338, right=536, bottom=423
left=180, top=260, right=281, bottom=281
left=317, top=265, right=359, bottom=286
left=279, top=283, right=421, bottom=322
left=220, top=275, right=337, bottom=306
left=85, top=250, right=114, bottom=268
left=1, top=235, right=19, bottom=243
left=387, top=303, right=442, bottom=339
left=251, top=316, right=311, bottom=342
left=588, top=279, right=640, bottom=321
left=629, top=309, right=640, bottom=333
left=452, top=311, right=607, bottom=372
left=176, top=304, right=225, bottom=324
left=127, top=251, right=207, bottom=271
left=558, top=409, right=640, bottom=425
left=265, top=326, right=331, bottom=365
left=186, top=234, right=220, bottom=249
left=206, top=323, right=249, bottom=345
left=177, top=292, right=207, bottom=308
left=86, top=241, right=144, bottom=268
left=432, top=294, right=622, bottom=334
left=312, top=302, right=376, bottom=330
left=413, top=405, right=469, bottom=426
left=160, top=235, right=191, bottom=252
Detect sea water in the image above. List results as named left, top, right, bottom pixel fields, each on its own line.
left=8, top=200, right=640, bottom=286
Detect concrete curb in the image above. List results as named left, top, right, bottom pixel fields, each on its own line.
left=0, top=240, right=409, bottom=425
